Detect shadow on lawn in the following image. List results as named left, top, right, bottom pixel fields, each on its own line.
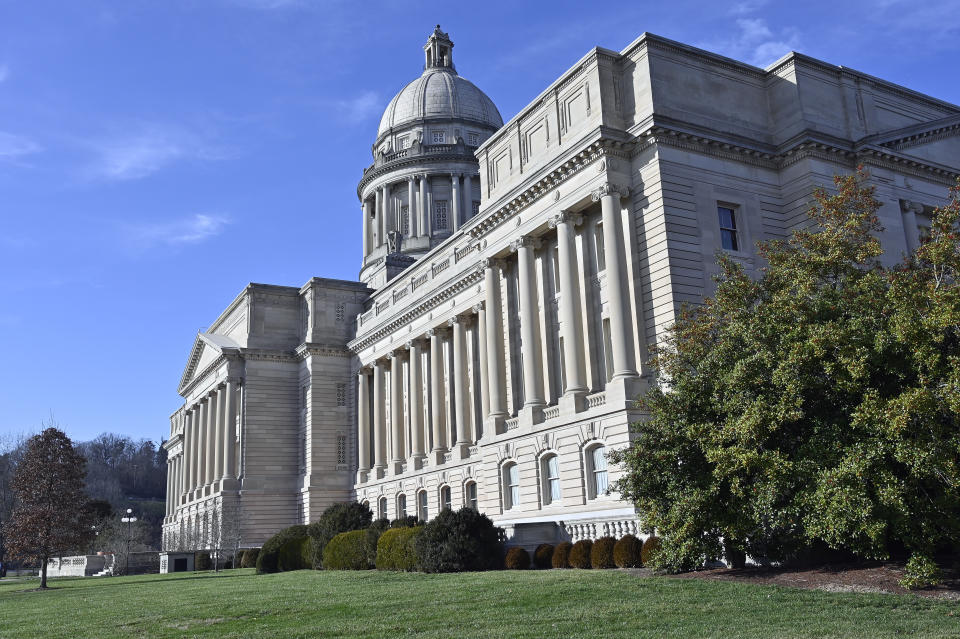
left=12, top=572, right=256, bottom=594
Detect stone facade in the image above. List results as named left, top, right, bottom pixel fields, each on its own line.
left=163, top=29, right=960, bottom=552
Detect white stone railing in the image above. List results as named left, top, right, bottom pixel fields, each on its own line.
left=376, top=299, right=391, bottom=314
left=442, top=452, right=453, bottom=463
left=411, top=273, right=429, bottom=291
left=543, top=405, right=561, bottom=420
left=454, top=242, right=477, bottom=263
left=393, top=286, right=409, bottom=303
left=505, top=417, right=520, bottom=431
left=586, top=391, right=606, bottom=409
left=359, top=309, right=374, bottom=326
left=431, top=259, right=450, bottom=277
left=562, top=518, right=641, bottom=542
left=468, top=445, right=479, bottom=456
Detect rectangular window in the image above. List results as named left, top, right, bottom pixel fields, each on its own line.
left=546, top=456, right=561, bottom=503
left=432, top=130, right=445, bottom=144
left=467, top=132, right=479, bottom=146
left=595, top=223, right=606, bottom=272
left=397, top=136, right=409, bottom=150
left=418, top=491, right=428, bottom=521
left=300, top=385, right=308, bottom=410
left=507, top=464, right=520, bottom=509
left=336, top=383, right=347, bottom=407
left=435, top=200, right=448, bottom=230
left=718, top=206, right=740, bottom=251
left=591, top=446, right=609, bottom=497
left=336, top=434, right=347, bottom=466
left=466, top=482, right=477, bottom=510
left=401, top=206, right=410, bottom=235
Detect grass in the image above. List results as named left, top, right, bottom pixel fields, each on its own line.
left=0, top=568, right=958, bottom=639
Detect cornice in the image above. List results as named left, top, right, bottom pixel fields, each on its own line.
left=349, top=265, right=484, bottom=353
left=243, top=349, right=298, bottom=363
left=296, top=342, right=353, bottom=360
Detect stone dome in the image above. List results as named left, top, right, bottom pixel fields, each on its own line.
left=376, top=27, right=502, bottom=141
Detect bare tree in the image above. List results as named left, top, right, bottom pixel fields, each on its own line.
left=0, top=432, right=28, bottom=578
left=5, top=427, right=93, bottom=588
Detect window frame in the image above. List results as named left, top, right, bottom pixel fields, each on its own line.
left=440, top=485, right=452, bottom=511
left=717, top=204, right=741, bottom=252
left=431, top=130, right=446, bottom=144
left=585, top=444, right=609, bottom=500
left=378, top=496, right=388, bottom=520
left=435, top=200, right=448, bottom=230
left=464, top=481, right=478, bottom=511
left=503, top=462, right=520, bottom=510
left=541, top=453, right=562, bottom=506
left=396, top=493, right=407, bottom=519
left=417, top=490, right=428, bottom=521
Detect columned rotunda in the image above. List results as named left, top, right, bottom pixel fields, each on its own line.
left=162, top=28, right=960, bottom=552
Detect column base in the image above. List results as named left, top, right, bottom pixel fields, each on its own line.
left=409, top=454, right=427, bottom=471
left=430, top=449, right=448, bottom=465
left=453, top=442, right=472, bottom=461
left=373, top=465, right=386, bottom=480
left=560, top=391, right=587, bottom=415
left=606, top=375, right=647, bottom=408
left=219, top=477, right=240, bottom=491
left=520, top=404, right=545, bottom=427
left=356, top=469, right=370, bottom=484
left=483, top=415, right=505, bottom=438
left=391, top=461, right=405, bottom=475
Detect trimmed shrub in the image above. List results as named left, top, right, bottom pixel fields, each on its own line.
left=323, top=530, right=372, bottom=570
left=376, top=527, right=422, bottom=571
left=613, top=535, right=643, bottom=568
left=364, top=519, right=391, bottom=568
left=552, top=541, right=573, bottom=568
left=641, top=536, right=662, bottom=566
left=195, top=551, right=211, bottom=571
left=591, top=536, right=616, bottom=569
left=569, top=540, right=593, bottom=569
left=390, top=515, right=419, bottom=528
left=533, top=543, right=554, bottom=569
left=240, top=548, right=260, bottom=569
left=415, top=508, right=504, bottom=573
left=505, top=547, right=530, bottom=570
left=307, top=501, right=373, bottom=569
left=256, top=524, right=310, bottom=574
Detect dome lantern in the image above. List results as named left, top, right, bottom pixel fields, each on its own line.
left=424, top=25, right=455, bottom=72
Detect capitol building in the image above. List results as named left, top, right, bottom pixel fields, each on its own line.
left=161, top=27, right=960, bottom=551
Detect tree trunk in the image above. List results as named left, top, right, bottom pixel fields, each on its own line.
left=40, top=555, right=48, bottom=589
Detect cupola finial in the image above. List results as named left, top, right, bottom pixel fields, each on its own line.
left=423, top=25, right=455, bottom=72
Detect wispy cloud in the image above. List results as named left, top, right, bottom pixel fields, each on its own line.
left=220, top=0, right=309, bottom=9
left=701, top=17, right=801, bottom=67
left=123, top=213, right=231, bottom=250
left=83, top=124, right=233, bottom=181
left=0, top=131, right=42, bottom=164
left=328, top=91, right=380, bottom=124
left=0, top=64, right=9, bottom=84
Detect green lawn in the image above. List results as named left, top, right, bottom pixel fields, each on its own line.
left=0, top=569, right=957, bottom=639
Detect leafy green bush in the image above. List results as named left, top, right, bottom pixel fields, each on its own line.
left=240, top=548, right=260, bottom=569
left=641, top=536, right=661, bottom=567
left=552, top=541, right=572, bottom=568
left=195, top=551, right=211, bottom=571
left=900, top=554, right=942, bottom=589
left=256, top=524, right=310, bottom=574
left=505, top=547, right=530, bottom=570
left=414, top=508, right=504, bottom=573
left=569, top=540, right=593, bottom=569
left=591, top=537, right=616, bottom=569
left=364, top=519, right=391, bottom=567
left=376, top=527, right=422, bottom=571
left=390, top=515, right=419, bottom=528
left=323, top=530, right=372, bottom=570
left=533, top=543, right=554, bottom=569
left=613, top=535, right=642, bottom=568
left=307, top=501, right=373, bottom=569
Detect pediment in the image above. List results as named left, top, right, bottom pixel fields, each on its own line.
left=177, top=332, right=241, bottom=394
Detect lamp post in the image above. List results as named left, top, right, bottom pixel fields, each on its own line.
left=120, top=508, right=137, bottom=575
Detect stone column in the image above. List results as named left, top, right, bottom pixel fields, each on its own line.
left=407, top=340, right=425, bottom=468
left=357, top=368, right=371, bottom=481
left=374, top=189, right=382, bottom=247
left=175, top=456, right=182, bottom=507
left=214, top=386, right=225, bottom=484
left=428, top=328, right=447, bottom=462
left=419, top=175, right=428, bottom=237
left=425, top=175, right=433, bottom=236
left=592, top=184, right=638, bottom=379
left=511, top=236, right=546, bottom=412
left=550, top=211, right=588, bottom=399
left=384, top=183, right=393, bottom=234
left=166, top=461, right=173, bottom=516
left=205, top=392, right=217, bottom=486
left=362, top=200, right=372, bottom=257
left=451, top=173, right=461, bottom=231
left=483, top=260, right=507, bottom=422
left=390, top=351, right=405, bottom=474
left=449, top=315, right=471, bottom=458
left=183, top=410, right=193, bottom=497
left=195, top=401, right=206, bottom=493
left=223, top=379, right=238, bottom=480
left=372, top=360, right=387, bottom=477
left=474, top=302, right=490, bottom=423
left=407, top=176, right=416, bottom=237
left=464, top=173, right=473, bottom=219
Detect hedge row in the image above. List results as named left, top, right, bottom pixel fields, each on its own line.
left=504, top=535, right=655, bottom=570
left=256, top=524, right=313, bottom=574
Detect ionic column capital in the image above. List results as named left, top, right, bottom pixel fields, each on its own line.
left=405, top=337, right=425, bottom=350
left=447, top=314, right=471, bottom=328
left=480, top=257, right=502, bottom=271
left=426, top=326, right=448, bottom=338
left=510, top=235, right=542, bottom=252
left=472, top=301, right=485, bottom=314
left=591, top=183, right=630, bottom=202
left=548, top=211, right=584, bottom=229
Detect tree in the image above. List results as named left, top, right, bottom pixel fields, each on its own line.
left=306, top=501, right=373, bottom=568
left=4, top=427, right=94, bottom=588
left=0, top=432, right=28, bottom=578
left=612, top=171, right=960, bottom=586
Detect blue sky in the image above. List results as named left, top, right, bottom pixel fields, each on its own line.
left=1, top=0, right=958, bottom=445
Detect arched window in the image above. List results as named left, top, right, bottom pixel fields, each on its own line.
left=440, top=485, right=452, bottom=511
left=541, top=454, right=561, bottom=505
left=378, top=496, right=388, bottom=520
left=464, top=481, right=478, bottom=511
left=417, top=490, right=428, bottom=521
left=502, top=462, right=520, bottom=510
left=586, top=445, right=609, bottom=499
left=397, top=494, right=407, bottom=519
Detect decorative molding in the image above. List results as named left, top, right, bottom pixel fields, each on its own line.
left=510, top=235, right=542, bottom=252
left=548, top=211, right=583, bottom=229
left=590, top=182, right=630, bottom=202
